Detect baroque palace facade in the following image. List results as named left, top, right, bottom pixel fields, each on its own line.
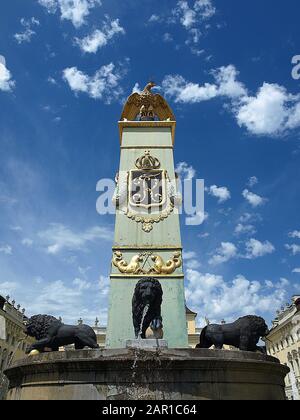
left=0, top=295, right=33, bottom=399
left=265, top=296, right=300, bottom=400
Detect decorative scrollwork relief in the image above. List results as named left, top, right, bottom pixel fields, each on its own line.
left=112, top=251, right=182, bottom=275
left=112, top=251, right=144, bottom=274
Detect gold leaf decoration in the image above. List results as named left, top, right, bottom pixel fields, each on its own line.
left=112, top=251, right=182, bottom=275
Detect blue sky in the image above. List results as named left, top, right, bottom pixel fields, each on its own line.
left=0, top=0, right=300, bottom=327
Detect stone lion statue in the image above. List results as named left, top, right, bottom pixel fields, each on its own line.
left=196, top=315, right=269, bottom=352
left=132, top=278, right=163, bottom=339
left=25, top=315, right=99, bottom=353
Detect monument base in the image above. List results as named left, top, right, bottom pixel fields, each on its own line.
left=126, top=339, right=168, bottom=349
left=4, top=348, right=288, bottom=400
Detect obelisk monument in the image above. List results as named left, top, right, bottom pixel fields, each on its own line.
left=106, top=83, right=188, bottom=348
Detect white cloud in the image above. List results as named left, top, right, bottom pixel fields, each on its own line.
left=242, top=189, right=266, bottom=207
left=286, top=244, right=300, bottom=256
left=247, top=176, right=258, bottom=188
left=245, top=238, right=275, bottom=259
left=163, top=65, right=246, bottom=104
left=289, top=230, right=300, bottom=239
left=75, top=17, right=125, bottom=53
left=234, top=223, right=256, bottom=236
left=175, top=161, right=196, bottom=180
left=14, top=17, right=40, bottom=44
left=63, top=63, right=124, bottom=103
left=38, top=0, right=57, bottom=13
left=20, top=275, right=108, bottom=324
left=186, top=211, right=208, bottom=226
left=149, top=1, right=215, bottom=53
left=194, top=0, right=216, bottom=19
left=38, top=0, right=101, bottom=28
left=185, top=270, right=287, bottom=325
left=73, top=277, right=91, bottom=291
left=173, top=0, right=216, bottom=29
left=287, top=102, right=300, bottom=130
left=183, top=250, right=201, bottom=269
left=239, top=212, right=262, bottom=224
left=292, top=268, right=300, bottom=274
left=209, top=242, right=237, bottom=265
left=47, top=76, right=57, bottom=85
left=162, top=64, right=300, bottom=136
left=10, top=226, right=23, bottom=232
left=0, top=56, right=15, bottom=92
left=27, top=279, right=82, bottom=318
left=21, top=238, right=33, bottom=247
left=132, top=82, right=141, bottom=94
left=183, top=250, right=197, bottom=259
left=198, top=232, right=210, bottom=238
left=148, top=14, right=161, bottom=23
left=208, top=185, right=231, bottom=203
left=0, top=281, right=19, bottom=296
left=163, top=33, right=173, bottom=43
left=38, top=223, right=112, bottom=254
left=189, top=32, right=204, bottom=46
left=0, top=245, right=13, bottom=255
left=236, top=83, right=292, bottom=136
left=176, top=1, right=197, bottom=29
left=186, top=259, right=202, bottom=269
left=98, top=274, right=110, bottom=297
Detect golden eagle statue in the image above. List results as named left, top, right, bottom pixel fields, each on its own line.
left=120, top=82, right=176, bottom=122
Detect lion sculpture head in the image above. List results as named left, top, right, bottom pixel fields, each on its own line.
left=132, top=278, right=163, bottom=339
left=25, top=315, right=61, bottom=340
left=236, top=315, right=269, bottom=338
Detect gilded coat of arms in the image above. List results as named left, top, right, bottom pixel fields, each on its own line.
left=113, top=150, right=181, bottom=233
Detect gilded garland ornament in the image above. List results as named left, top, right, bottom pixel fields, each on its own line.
left=125, top=205, right=174, bottom=233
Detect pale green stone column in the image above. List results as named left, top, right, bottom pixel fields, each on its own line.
left=106, top=121, right=188, bottom=349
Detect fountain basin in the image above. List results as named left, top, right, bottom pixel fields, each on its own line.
left=4, top=348, right=288, bottom=400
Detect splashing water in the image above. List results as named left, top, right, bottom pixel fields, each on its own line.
left=138, top=304, right=150, bottom=340
left=131, top=304, right=150, bottom=383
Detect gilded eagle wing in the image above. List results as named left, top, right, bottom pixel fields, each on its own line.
left=152, top=94, right=176, bottom=121
left=120, top=93, right=141, bottom=121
